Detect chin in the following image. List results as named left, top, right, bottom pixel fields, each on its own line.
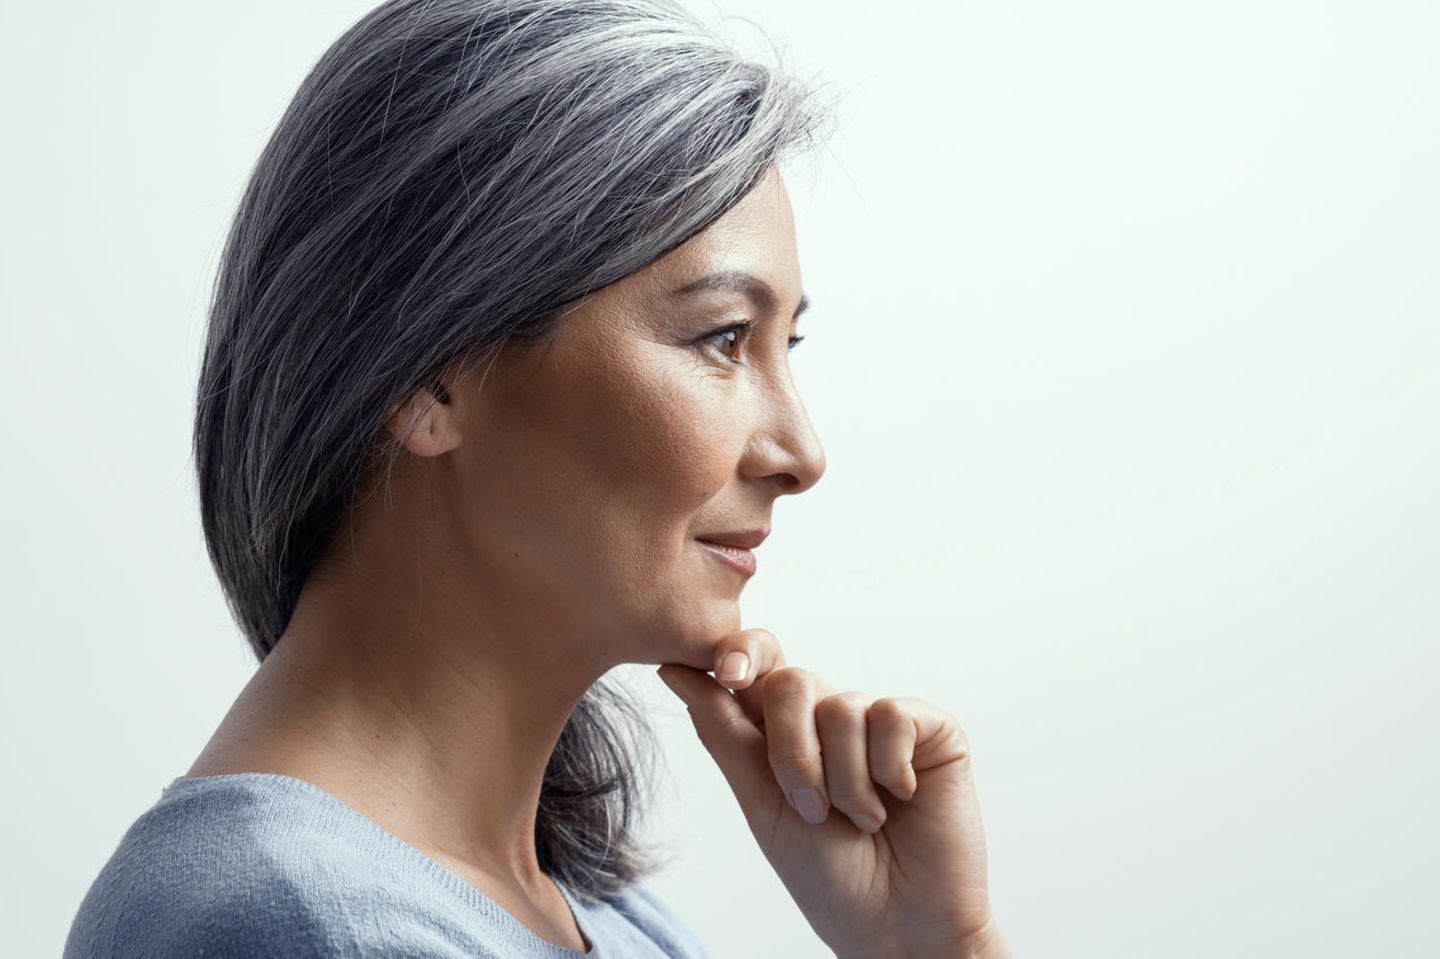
left=640, top=599, right=741, bottom=670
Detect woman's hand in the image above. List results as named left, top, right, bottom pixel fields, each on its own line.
left=656, top=629, right=1009, bottom=959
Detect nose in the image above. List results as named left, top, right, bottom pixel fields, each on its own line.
left=741, top=372, right=826, bottom=496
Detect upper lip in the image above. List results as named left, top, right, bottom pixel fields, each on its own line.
left=696, top=528, right=769, bottom=550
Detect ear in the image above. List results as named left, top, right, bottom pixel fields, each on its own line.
left=381, top=379, right=462, bottom=457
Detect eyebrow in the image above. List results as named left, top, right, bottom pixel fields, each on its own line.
left=670, top=269, right=810, bottom=321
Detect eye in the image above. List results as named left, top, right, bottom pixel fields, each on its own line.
left=699, top=321, right=806, bottom=364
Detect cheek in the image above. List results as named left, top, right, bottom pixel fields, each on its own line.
left=588, top=368, right=745, bottom=641
left=480, top=349, right=739, bottom=553
left=461, top=338, right=745, bottom=648
left=581, top=366, right=738, bottom=526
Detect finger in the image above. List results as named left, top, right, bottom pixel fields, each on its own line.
left=712, top=628, right=788, bottom=727
left=815, top=691, right=889, bottom=834
left=654, top=664, right=780, bottom=816
left=710, top=627, right=788, bottom=690
left=867, top=695, right=970, bottom=807
left=898, top=697, right=970, bottom=772
left=866, top=697, right=922, bottom=801
left=761, top=667, right=832, bottom=825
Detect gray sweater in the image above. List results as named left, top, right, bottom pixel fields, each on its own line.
left=64, top=772, right=712, bottom=958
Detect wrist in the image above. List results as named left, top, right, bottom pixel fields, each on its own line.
left=954, top=916, right=1011, bottom=959
left=835, top=916, right=1011, bottom=959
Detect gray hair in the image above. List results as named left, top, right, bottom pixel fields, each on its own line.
left=193, top=0, right=835, bottom=899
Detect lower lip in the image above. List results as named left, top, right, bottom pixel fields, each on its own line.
left=696, top=539, right=757, bottom=577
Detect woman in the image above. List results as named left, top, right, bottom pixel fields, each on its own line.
left=65, top=0, right=1010, bottom=956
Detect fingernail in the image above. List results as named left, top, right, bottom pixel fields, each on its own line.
left=717, top=651, right=750, bottom=684
left=849, top=813, right=882, bottom=833
left=791, top=788, right=827, bottom=824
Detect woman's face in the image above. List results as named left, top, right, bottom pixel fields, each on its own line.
left=430, top=167, right=824, bottom=668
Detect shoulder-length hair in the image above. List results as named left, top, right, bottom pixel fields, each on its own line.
left=193, top=0, right=834, bottom=901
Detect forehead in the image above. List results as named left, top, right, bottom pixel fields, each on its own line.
left=542, top=169, right=804, bottom=348
left=626, top=169, right=801, bottom=307
left=668, top=168, right=795, bottom=270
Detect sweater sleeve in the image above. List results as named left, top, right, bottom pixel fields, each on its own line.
left=64, top=862, right=332, bottom=959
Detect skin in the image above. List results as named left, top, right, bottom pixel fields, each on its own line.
left=187, top=166, right=1007, bottom=958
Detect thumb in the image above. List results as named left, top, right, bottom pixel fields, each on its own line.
left=655, top=664, right=776, bottom=813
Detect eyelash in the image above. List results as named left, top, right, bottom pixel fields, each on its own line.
left=699, top=320, right=806, bottom=364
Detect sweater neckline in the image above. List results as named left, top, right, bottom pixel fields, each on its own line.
left=163, top=771, right=598, bottom=957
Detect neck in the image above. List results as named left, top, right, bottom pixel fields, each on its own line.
left=202, top=528, right=613, bottom=890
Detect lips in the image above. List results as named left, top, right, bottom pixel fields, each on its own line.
left=695, top=528, right=769, bottom=550
left=696, top=538, right=758, bottom=576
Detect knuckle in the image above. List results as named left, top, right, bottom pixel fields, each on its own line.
left=693, top=710, right=752, bottom=752
left=768, top=749, right=817, bottom=780
left=936, top=725, right=972, bottom=766
left=816, top=691, right=870, bottom=724
left=714, top=710, right=754, bottom=735
left=770, top=665, right=812, bottom=688
left=866, top=696, right=911, bottom=725
left=938, top=714, right=970, bottom=753
left=763, top=667, right=813, bottom=702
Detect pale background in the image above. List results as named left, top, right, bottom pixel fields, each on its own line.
left=4, top=0, right=1437, bottom=956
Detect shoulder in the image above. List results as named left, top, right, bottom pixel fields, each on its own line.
left=63, top=774, right=448, bottom=959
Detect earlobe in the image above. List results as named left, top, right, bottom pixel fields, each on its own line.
left=382, top=387, right=461, bottom=457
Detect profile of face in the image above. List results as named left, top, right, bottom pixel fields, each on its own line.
left=381, top=166, right=825, bottom=671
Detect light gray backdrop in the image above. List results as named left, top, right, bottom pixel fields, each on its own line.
left=4, top=0, right=1436, bottom=955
